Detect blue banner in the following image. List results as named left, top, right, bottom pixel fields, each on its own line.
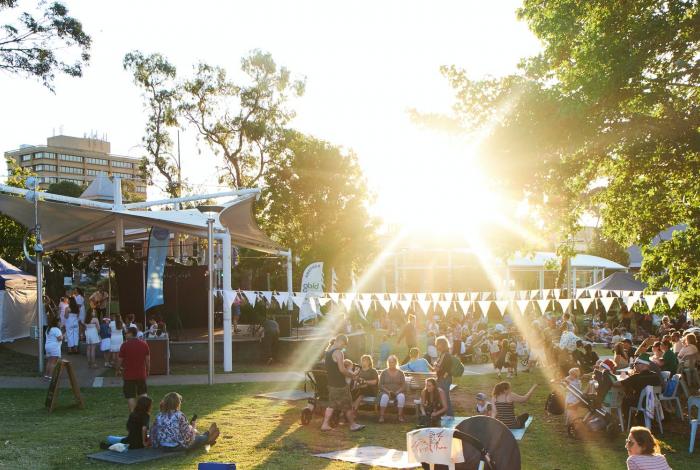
left=144, top=227, right=170, bottom=311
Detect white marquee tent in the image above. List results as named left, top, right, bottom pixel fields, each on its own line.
left=0, top=258, right=37, bottom=343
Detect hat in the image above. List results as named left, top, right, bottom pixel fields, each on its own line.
left=475, top=392, right=487, bottom=401
left=600, top=359, right=616, bottom=374
left=635, top=353, right=651, bottom=365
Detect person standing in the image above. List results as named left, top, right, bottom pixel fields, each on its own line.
left=90, top=286, right=109, bottom=317
left=74, top=288, right=86, bottom=334
left=117, top=327, right=150, bottom=412
left=110, top=315, right=125, bottom=366
left=84, top=309, right=100, bottom=368
left=397, top=315, right=418, bottom=363
left=434, top=335, right=454, bottom=417
left=261, top=315, right=280, bottom=365
left=44, top=317, right=63, bottom=379
left=57, top=296, right=69, bottom=330
left=320, top=334, right=365, bottom=432
left=65, top=297, right=80, bottom=354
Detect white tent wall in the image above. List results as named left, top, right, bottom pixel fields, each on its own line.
left=0, top=287, right=37, bottom=343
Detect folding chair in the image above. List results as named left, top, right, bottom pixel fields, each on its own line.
left=658, top=374, right=683, bottom=421
left=627, top=385, right=664, bottom=435
left=602, top=388, right=625, bottom=432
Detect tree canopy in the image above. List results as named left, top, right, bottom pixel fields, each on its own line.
left=46, top=180, right=83, bottom=197
left=0, top=0, right=91, bottom=91
left=435, top=0, right=700, bottom=311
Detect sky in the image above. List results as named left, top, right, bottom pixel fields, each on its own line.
left=0, top=0, right=542, bottom=226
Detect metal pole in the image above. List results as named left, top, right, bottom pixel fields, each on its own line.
left=207, top=218, right=215, bottom=385
left=36, top=249, right=45, bottom=375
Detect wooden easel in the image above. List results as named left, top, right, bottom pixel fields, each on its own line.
left=45, top=359, right=84, bottom=413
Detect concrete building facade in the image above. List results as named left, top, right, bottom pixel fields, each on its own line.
left=4, top=135, right=146, bottom=194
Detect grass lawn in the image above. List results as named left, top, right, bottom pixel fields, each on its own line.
left=0, top=370, right=695, bottom=469
left=0, top=346, right=37, bottom=376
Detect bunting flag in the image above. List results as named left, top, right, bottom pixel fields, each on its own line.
left=243, top=290, right=258, bottom=307
left=481, top=291, right=492, bottom=300
left=291, top=293, right=307, bottom=309
left=624, top=296, right=638, bottom=311
left=542, top=289, right=551, bottom=299
left=457, top=300, right=471, bottom=314
left=317, top=297, right=331, bottom=307
left=344, top=292, right=356, bottom=302
left=416, top=293, right=429, bottom=302
left=576, top=289, right=588, bottom=299
left=222, top=289, right=237, bottom=309
left=274, top=292, right=289, bottom=308
left=477, top=301, right=492, bottom=317
left=398, top=300, right=412, bottom=314
left=536, top=299, right=550, bottom=313
left=469, top=292, right=480, bottom=301
left=417, top=300, right=432, bottom=315
left=328, top=292, right=340, bottom=303
left=359, top=298, right=373, bottom=314
left=559, top=298, right=572, bottom=313
left=457, top=292, right=468, bottom=301
left=645, top=295, right=659, bottom=310
left=260, top=291, right=273, bottom=304
left=552, top=288, right=561, bottom=299
left=341, top=297, right=355, bottom=311
left=506, top=291, right=516, bottom=301
left=438, top=300, right=452, bottom=315
left=516, top=300, right=530, bottom=315
left=578, top=298, right=594, bottom=313
left=388, top=293, right=399, bottom=303
left=378, top=299, right=392, bottom=313
left=529, top=289, right=539, bottom=299
left=599, top=290, right=610, bottom=298
left=665, top=293, right=679, bottom=309
left=495, top=300, right=509, bottom=316
left=518, top=290, right=528, bottom=300
left=600, top=297, right=616, bottom=313
left=358, top=293, right=368, bottom=300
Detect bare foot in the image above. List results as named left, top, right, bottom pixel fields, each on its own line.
left=207, top=424, right=220, bottom=444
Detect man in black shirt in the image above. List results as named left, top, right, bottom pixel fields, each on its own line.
left=321, top=334, right=365, bottom=432
left=262, top=316, right=280, bottom=365
left=613, top=353, right=661, bottom=423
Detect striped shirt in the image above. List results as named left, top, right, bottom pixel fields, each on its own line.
left=494, top=401, right=517, bottom=428
left=626, top=454, right=671, bottom=470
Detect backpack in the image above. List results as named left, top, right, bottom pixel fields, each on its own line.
left=663, top=375, right=678, bottom=397
left=452, top=355, right=465, bottom=377
left=545, top=391, right=565, bottom=415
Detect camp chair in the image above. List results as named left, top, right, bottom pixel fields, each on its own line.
left=658, top=374, right=683, bottom=421
left=602, top=388, right=625, bottom=432
left=627, top=385, right=664, bottom=435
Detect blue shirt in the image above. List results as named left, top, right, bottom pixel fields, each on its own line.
left=400, top=358, right=431, bottom=373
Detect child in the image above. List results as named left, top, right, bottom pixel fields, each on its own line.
left=474, top=392, right=492, bottom=416
left=343, top=359, right=356, bottom=385
left=565, top=367, right=582, bottom=408
left=102, top=395, right=153, bottom=449
left=426, top=331, right=438, bottom=365
left=506, top=343, right=518, bottom=378
left=99, top=317, right=112, bottom=367
left=379, top=335, right=391, bottom=368
left=147, top=319, right=158, bottom=337
left=489, top=337, right=500, bottom=369
left=495, top=339, right=508, bottom=378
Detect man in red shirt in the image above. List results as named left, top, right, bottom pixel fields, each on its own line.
left=118, top=327, right=151, bottom=411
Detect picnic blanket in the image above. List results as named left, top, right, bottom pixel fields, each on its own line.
left=87, top=447, right=185, bottom=465
left=439, top=416, right=533, bottom=440
left=254, top=390, right=313, bottom=401
left=314, top=446, right=421, bottom=469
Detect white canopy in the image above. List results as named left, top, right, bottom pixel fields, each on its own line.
left=507, top=251, right=626, bottom=271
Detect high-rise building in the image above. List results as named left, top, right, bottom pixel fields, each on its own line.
left=4, top=135, right=146, bottom=194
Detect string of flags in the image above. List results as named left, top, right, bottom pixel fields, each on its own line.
left=219, top=288, right=680, bottom=318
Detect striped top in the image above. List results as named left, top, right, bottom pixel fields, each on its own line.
left=494, top=401, right=517, bottom=428
left=626, top=454, right=671, bottom=470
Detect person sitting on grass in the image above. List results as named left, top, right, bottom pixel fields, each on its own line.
left=418, top=378, right=448, bottom=426
left=102, top=395, right=153, bottom=450
left=400, top=347, right=433, bottom=373
left=378, top=355, right=406, bottom=423
left=625, top=426, right=671, bottom=470
left=151, top=392, right=220, bottom=450
left=491, top=381, right=537, bottom=429
left=352, top=354, right=378, bottom=412
left=474, top=392, right=492, bottom=416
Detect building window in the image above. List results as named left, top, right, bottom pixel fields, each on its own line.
left=136, top=186, right=146, bottom=193
left=86, top=169, right=108, bottom=176
left=59, top=178, right=83, bottom=185
left=34, top=164, right=57, bottom=172
left=111, top=172, right=133, bottom=179
left=21, top=155, right=32, bottom=162
left=37, top=176, right=57, bottom=184
left=58, top=154, right=83, bottom=163
left=35, top=152, right=56, bottom=159
left=86, top=157, right=108, bottom=165
left=59, top=166, right=83, bottom=175
left=111, top=160, right=133, bottom=169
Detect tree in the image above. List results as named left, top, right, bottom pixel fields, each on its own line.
left=46, top=180, right=83, bottom=197
left=589, top=232, right=630, bottom=268
left=123, top=51, right=185, bottom=198
left=0, top=158, right=32, bottom=265
left=259, top=132, right=378, bottom=287
left=180, top=50, right=305, bottom=188
left=432, top=1, right=700, bottom=310
left=0, top=0, right=91, bottom=91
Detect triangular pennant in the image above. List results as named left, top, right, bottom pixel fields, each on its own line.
left=243, top=290, right=257, bottom=307
left=438, top=300, right=452, bottom=315
left=645, top=294, right=659, bottom=310
left=518, top=290, right=528, bottom=300
left=388, top=293, right=399, bottom=303
left=536, top=299, right=550, bottom=313
left=665, top=293, right=679, bottom=310
left=578, top=298, right=593, bottom=313
left=417, top=300, right=432, bottom=315
left=318, top=297, right=331, bottom=307
left=600, top=290, right=610, bottom=298
left=516, top=300, right=530, bottom=315
left=457, top=292, right=468, bottom=301
left=477, top=301, right=492, bottom=317
left=529, top=290, right=539, bottom=299
left=398, top=300, right=412, bottom=314
left=542, top=289, right=551, bottom=299
left=495, top=300, right=509, bottom=316
left=357, top=293, right=368, bottom=300
left=291, top=293, right=307, bottom=309
left=359, top=298, right=373, bottom=314
left=558, top=298, right=572, bottom=313
left=481, top=291, right=492, bottom=300
left=600, top=297, right=616, bottom=313
left=261, top=291, right=273, bottom=304
left=576, top=289, right=588, bottom=299
left=457, top=300, right=471, bottom=314
left=344, top=292, right=356, bottom=301
left=274, top=292, right=289, bottom=308
left=341, top=297, right=355, bottom=311
left=328, top=292, right=340, bottom=303
left=222, top=289, right=237, bottom=308
left=624, top=296, right=637, bottom=311
left=469, top=292, right=479, bottom=301
left=552, top=289, right=561, bottom=299
left=506, top=291, right=516, bottom=301
left=378, top=299, right=392, bottom=313
left=416, top=293, right=428, bottom=302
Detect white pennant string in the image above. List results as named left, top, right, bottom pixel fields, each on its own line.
left=477, top=301, right=492, bottom=317
left=481, top=291, right=492, bottom=301
left=328, top=292, right=340, bottom=303
left=417, top=300, right=432, bottom=315
left=469, top=292, right=479, bottom=301
left=665, top=293, right=679, bottom=309
left=495, top=300, right=509, bottom=316
left=645, top=295, right=659, bottom=310
left=317, top=297, right=331, bottom=307
left=359, top=298, right=373, bottom=314
left=558, top=298, right=572, bottom=313
left=552, top=289, right=561, bottom=299
left=378, top=299, right=392, bottom=313
left=398, top=300, right=412, bottom=314
left=243, top=290, right=257, bottom=307
left=578, top=298, right=594, bottom=313
left=457, top=300, right=471, bottom=314
left=536, top=299, right=550, bottom=314
left=516, top=300, right=530, bottom=315
left=624, top=296, right=638, bottom=311
left=291, top=293, right=307, bottom=309
left=260, top=291, right=273, bottom=304
left=438, top=300, right=452, bottom=315
left=600, top=297, right=616, bottom=313
left=274, top=292, right=289, bottom=308
left=341, top=297, right=355, bottom=311
left=388, top=293, right=399, bottom=303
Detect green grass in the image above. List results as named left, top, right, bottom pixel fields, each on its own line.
left=0, top=370, right=695, bottom=469
left=0, top=346, right=38, bottom=376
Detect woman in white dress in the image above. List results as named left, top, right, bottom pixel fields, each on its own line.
left=65, top=297, right=80, bottom=354
left=74, top=288, right=86, bottom=342
left=84, top=309, right=101, bottom=368
left=110, top=314, right=125, bottom=357
left=57, top=297, right=69, bottom=330
left=44, top=317, right=63, bottom=379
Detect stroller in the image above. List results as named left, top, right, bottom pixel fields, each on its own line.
left=413, top=416, right=521, bottom=470
left=558, top=380, right=619, bottom=439
left=301, top=368, right=339, bottom=426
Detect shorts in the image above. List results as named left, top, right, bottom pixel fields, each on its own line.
left=328, top=385, right=352, bottom=411
left=123, top=379, right=147, bottom=399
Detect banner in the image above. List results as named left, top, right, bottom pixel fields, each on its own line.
left=144, top=227, right=170, bottom=311
left=300, top=262, right=324, bottom=322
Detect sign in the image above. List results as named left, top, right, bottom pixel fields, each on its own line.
left=299, top=262, right=324, bottom=322
left=145, top=227, right=170, bottom=311
left=63, top=276, right=72, bottom=286
left=45, top=360, right=84, bottom=413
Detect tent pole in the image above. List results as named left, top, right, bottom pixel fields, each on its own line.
left=206, top=219, right=215, bottom=385
left=221, top=231, right=233, bottom=372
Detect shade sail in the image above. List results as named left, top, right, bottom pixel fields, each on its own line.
left=508, top=251, right=626, bottom=270
left=218, top=195, right=283, bottom=254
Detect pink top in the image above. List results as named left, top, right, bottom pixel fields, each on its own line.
left=626, top=454, right=671, bottom=470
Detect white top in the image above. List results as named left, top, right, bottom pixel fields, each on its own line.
left=45, top=327, right=62, bottom=348
left=75, top=294, right=85, bottom=321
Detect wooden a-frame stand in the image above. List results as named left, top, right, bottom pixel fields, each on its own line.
left=45, top=359, right=84, bottom=413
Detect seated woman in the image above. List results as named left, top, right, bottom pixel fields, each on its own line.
left=103, top=396, right=153, bottom=449
left=491, top=381, right=537, bottom=429
left=418, top=378, right=448, bottom=426
left=400, top=347, right=433, bottom=373
left=378, top=355, right=406, bottom=423
left=625, top=426, right=671, bottom=470
left=614, top=342, right=629, bottom=369
left=151, top=392, right=220, bottom=450
left=352, top=354, right=379, bottom=411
